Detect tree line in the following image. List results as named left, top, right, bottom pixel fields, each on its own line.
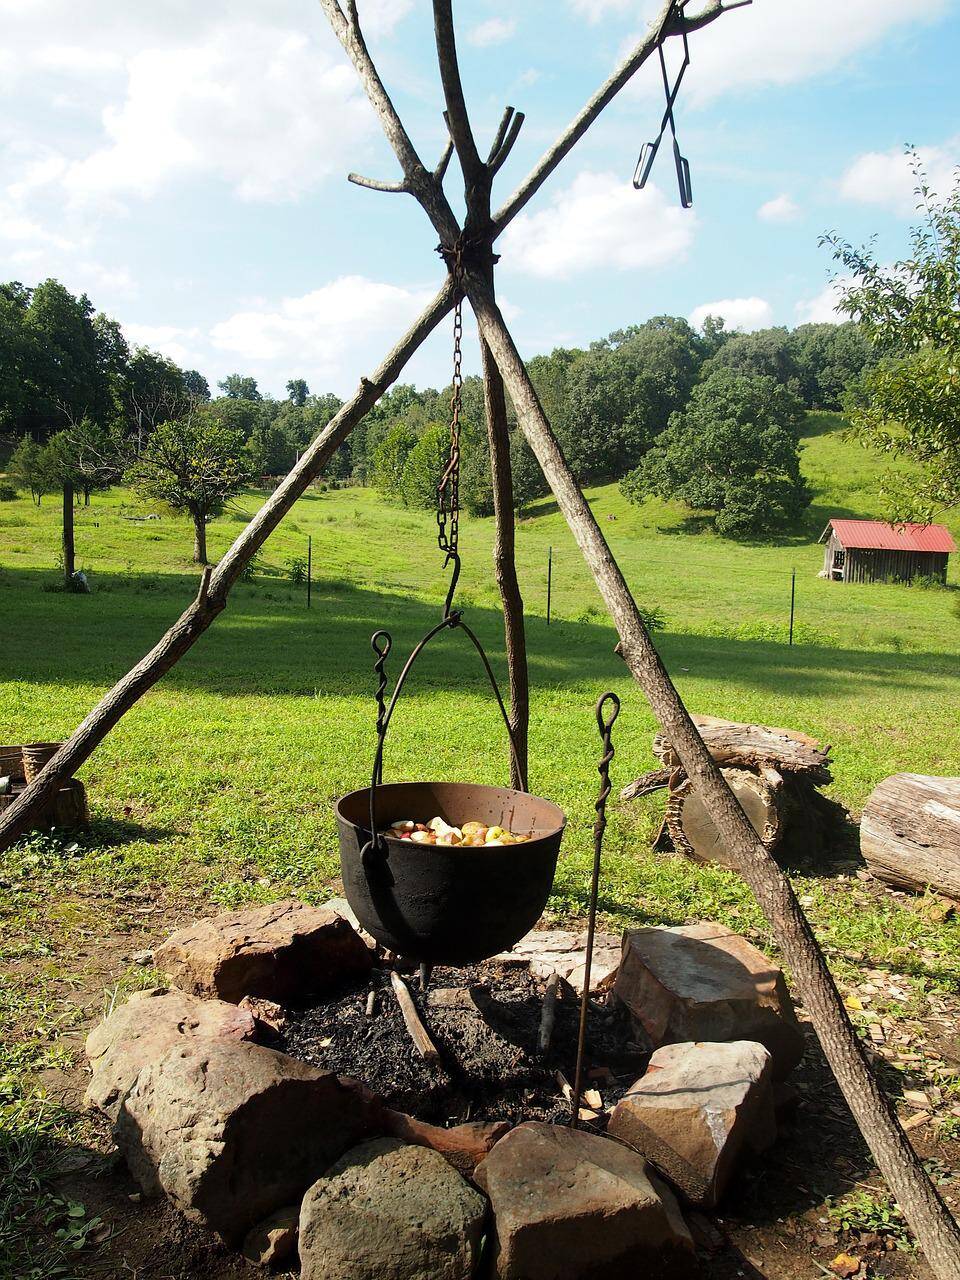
left=0, top=276, right=877, bottom=582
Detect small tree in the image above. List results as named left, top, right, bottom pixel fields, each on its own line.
left=621, top=369, right=810, bottom=537
left=286, top=378, right=309, bottom=407
left=125, top=408, right=253, bottom=563
left=401, top=422, right=448, bottom=508
left=218, top=373, right=261, bottom=402
left=9, top=435, right=47, bottom=505
left=824, top=150, right=960, bottom=520
left=370, top=421, right=418, bottom=500
left=39, top=422, right=120, bottom=582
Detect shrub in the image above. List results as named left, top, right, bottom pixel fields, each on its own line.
left=286, top=556, right=308, bottom=585
left=0, top=482, right=18, bottom=501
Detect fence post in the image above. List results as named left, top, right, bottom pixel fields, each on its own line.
left=547, top=545, right=553, bottom=626
left=788, top=567, right=795, bottom=646
left=307, top=535, right=312, bottom=610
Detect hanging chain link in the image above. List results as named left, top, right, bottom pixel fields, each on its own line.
left=437, top=240, right=464, bottom=567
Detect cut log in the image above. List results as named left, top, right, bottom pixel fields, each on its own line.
left=861, top=774, right=960, bottom=899
left=667, top=768, right=782, bottom=870
left=653, top=715, right=831, bottom=785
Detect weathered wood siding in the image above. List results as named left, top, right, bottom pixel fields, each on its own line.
left=843, top=548, right=949, bottom=584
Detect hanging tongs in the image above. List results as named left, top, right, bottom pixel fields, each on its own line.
left=633, top=0, right=694, bottom=208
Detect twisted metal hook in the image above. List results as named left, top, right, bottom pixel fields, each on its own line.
left=570, top=691, right=621, bottom=1127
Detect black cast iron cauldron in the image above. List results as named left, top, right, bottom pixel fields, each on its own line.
left=335, top=780, right=565, bottom=965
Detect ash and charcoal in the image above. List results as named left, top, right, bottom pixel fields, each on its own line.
left=281, top=960, right=646, bottom=1125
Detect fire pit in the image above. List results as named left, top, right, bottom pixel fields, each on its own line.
left=336, top=781, right=565, bottom=965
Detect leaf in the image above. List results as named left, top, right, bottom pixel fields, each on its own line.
left=828, top=1253, right=861, bottom=1278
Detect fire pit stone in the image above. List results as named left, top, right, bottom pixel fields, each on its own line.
left=113, top=1038, right=378, bottom=1243
left=84, top=986, right=258, bottom=1121
left=614, top=921, right=804, bottom=1079
left=298, top=1136, right=487, bottom=1280
left=474, top=1121, right=698, bottom=1279
left=153, top=897, right=372, bottom=1004
left=607, top=1039, right=777, bottom=1208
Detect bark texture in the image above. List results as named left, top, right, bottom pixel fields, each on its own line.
left=861, top=774, right=960, bottom=898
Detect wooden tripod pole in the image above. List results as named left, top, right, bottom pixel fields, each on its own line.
left=466, top=276, right=960, bottom=1278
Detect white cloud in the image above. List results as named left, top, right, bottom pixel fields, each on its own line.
left=568, top=0, right=633, bottom=22
left=757, top=194, right=798, bottom=223
left=839, top=138, right=960, bottom=216
left=794, top=280, right=850, bottom=325
left=210, top=276, right=434, bottom=377
left=627, top=0, right=950, bottom=105
left=124, top=322, right=203, bottom=367
left=468, top=17, right=517, bottom=47
left=689, top=297, right=773, bottom=332
left=500, top=170, right=695, bottom=279
left=60, top=26, right=374, bottom=205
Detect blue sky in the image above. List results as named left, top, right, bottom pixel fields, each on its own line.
left=2, top=0, right=958, bottom=397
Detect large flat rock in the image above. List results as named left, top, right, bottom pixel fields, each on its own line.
left=614, top=922, right=803, bottom=1079
left=607, top=1040, right=776, bottom=1208
left=474, top=1121, right=697, bottom=1279
left=85, top=987, right=258, bottom=1121
left=494, top=928, right=620, bottom=994
left=154, top=897, right=372, bottom=1003
left=299, top=1137, right=486, bottom=1280
left=114, top=1038, right=377, bottom=1243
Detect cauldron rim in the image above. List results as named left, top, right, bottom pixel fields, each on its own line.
left=334, top=779, right=566, bottom=846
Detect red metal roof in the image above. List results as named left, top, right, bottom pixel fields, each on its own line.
left=826, top=518, right=956, bottom=554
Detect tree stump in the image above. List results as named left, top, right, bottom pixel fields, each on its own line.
left=623, top=716, right=833, bottom=869
left=0, top=779, right=87, bottom=829
left=861, top=774, right=960, bottom=898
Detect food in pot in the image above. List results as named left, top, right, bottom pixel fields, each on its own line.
left=383, top=815, right=532, bottom=846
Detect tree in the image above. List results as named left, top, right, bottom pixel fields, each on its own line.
left=182, top=369, right=211, bottom=400
left=246, top=419, right=294, bottom=476
left=8, top=434, right=46, bottom=505
left=621, top=369, right=810, bottom=537
left=824, top=151, right=960, bottom=519
left=708, top=326, right=800, bottom=393
left=21, top=280, right=115, bottom=439
left=218, top=373, right=261, bottom=401
left=510, top=430, right=547, bottom=515
left=555, top=318, right=706, bottom=482
left=37, top=421, right=120, bottom=581
left=122, top=347, right=187, bottom=449
left=401, top=421, right=448, bottom=508
left=370, top=420, right=418, bottom=500
left=286, top=378, right=309, bottom=407
left=125, top=408, right=253, bottom=563
left=789, top=322, right=873, bottom=409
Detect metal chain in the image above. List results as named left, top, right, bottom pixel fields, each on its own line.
left=437, top=241, right=464, bottom=567
left=570, top=691, right=621, bottom=1127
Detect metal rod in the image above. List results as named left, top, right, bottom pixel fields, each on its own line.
left=546, top=545, right=552, bottom=626
left=570, top=691, right=620, bottom=1127
left=307, top=534, right=312, bottom=609
left=789, top=567, right=795, bottom=646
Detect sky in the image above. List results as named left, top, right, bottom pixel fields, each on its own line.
left=1, top=0, right=959, bottom=399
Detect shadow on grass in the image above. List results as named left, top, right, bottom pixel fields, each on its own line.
left=1, top=568, right=957, bottom=702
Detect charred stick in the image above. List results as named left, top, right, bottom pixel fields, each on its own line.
left=538, top=972, right=560, bottom=1054
left=390, top=969, right=446, bottom=1071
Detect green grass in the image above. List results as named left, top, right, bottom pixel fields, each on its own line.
left=1, top=411, right=960, bottom=1275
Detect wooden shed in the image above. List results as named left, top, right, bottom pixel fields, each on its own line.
left=819, top=518, right=955, bottom=584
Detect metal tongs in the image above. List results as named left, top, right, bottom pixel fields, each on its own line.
left=633, top=0, right=694, bottom=208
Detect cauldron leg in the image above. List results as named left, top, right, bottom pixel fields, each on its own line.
left=419, top=962, right=433, bottom=992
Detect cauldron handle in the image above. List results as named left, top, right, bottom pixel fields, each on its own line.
left=360, top=612, right=527, bottom=871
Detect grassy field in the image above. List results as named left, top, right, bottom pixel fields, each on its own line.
left=2, top=411, right=960, bottom=1275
